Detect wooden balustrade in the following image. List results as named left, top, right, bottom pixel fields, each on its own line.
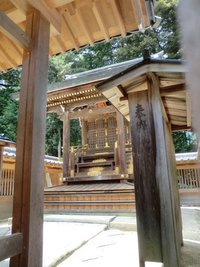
left=0, top=233, right=22, bottom=262
left=0, top=168, right=15, bottom=196
left=177, top=166, right=200, bottom=189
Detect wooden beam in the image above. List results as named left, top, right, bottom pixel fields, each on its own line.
left=128, top=90, right=162, bottom=265
left=160, top=83, right=185, bottom=94
left=109, top=0, right=126, bottom=37
left=0, top=234, right=23, bottom=262
left=171, top=125, right=191, bottom=131
left=0, top=11, right=30, bottom=50
left=92, top=0, right=110, bottom=41
left=10, top=0, right=61, bottom=34
left=63, top=110, right=70, bottom=177
left=10, top=10, right=50, bottom=267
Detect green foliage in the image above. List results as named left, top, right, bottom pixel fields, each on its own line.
left=172, top=131, right=197, bottom=153
left=0, top=0, right=186, bottom=155
left=45, top=113, right=62, bottom=156
left=70, top=119, right=81, bottom=146
left=0, top=68, right=21, bottom=141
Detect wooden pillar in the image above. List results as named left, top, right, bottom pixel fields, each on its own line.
left=116, top=111, right=127, bottom=176
left=81, top=119, right=87, bottom=145
left=128, top=91, right=162, bottom=266
left=150, top=75, right=182, bottom=266
left=10, top=11, right=50, bottom=267
left=128, top=76, right=182, bottom=266
left=63, top=110, right=70, bottom=177
left=0, top=146, right=3, bottom=194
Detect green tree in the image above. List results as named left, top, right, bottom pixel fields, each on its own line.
left=0, top=68, right=21, bottom=141
left=172, top=131, right=197, bottom=153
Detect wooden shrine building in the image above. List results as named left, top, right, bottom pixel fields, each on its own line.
left=0, top=1, right=189, bottom=267
left=46, top=59, right=144, bottom=182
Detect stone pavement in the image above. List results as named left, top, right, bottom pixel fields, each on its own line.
left=0, top=208, right=200, bottom=267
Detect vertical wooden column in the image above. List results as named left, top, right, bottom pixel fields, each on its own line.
left=81, top=119, right=87, bottom=145
left=116, top=111, right=127, bottom=176
left=150, top=75, right=182, bottom=266
left=128, top=91, right=162, bottom=266
left=0, top=146, right=3, bottom=194
left=10, top=11, right=50, bottom=267
left=63, top=110, right=70, bottom=177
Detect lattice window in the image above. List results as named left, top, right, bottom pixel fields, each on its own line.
left=96, top=119, right=105, bottom=148
left=87, top=121, right=96, bottom=149
left=107, top=115, right=117, bottom=148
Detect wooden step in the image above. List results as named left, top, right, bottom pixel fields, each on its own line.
left=64, top=174, right=131, bottom=183
left=44, top=182, right=135, bottom=213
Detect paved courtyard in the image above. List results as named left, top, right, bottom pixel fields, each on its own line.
left=0, top=208, right=200, bottom=267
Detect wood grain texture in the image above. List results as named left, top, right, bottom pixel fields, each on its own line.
left=150, top=74, right=182, bottom=266
left=128, top=90, right=162, bottom=266
left=10, top=10, right=50, bottom=267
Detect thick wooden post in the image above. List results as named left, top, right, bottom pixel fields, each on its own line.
left=151, top=75, right=182, bottom=266
left=10, top=11, right=50, bottom=267
left=63, top=110, right=70, bottom=177
left=128, top=91, right=162, bottom=266
left=0, top=146, right=3, bottom=194
left=116, top=111, right=127, bottom=176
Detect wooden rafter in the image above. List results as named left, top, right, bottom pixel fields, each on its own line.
left=2, top=35, right=23, bottom=59
left=61, top=15, right=79, bottom=50
left=0, top=11, right=30, bottom=50
left=160, top=83, right=185, bottom=94
left=45, top=0, right=74, bottom=9
left=92, top=0, right=110, bottom=41
left=130, top=0, right=145, bottom=31
left=9, top=0, right=61, bottom=34
left=109, top=0, right=126, bottom=37
left=0, top=43, right=18, bottom=68
left=76, top=7, right=94, bottom=45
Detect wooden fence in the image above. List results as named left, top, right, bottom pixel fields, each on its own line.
left=0, top=158, right=62, bottom=196
left=177, top=161, right=200, bottom=189
left=1, top=154, right=200, bottom=196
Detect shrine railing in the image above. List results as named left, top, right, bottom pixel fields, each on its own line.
left=177, top=163, right=200, bottom=189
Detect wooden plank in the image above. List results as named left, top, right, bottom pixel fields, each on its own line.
left=128, top=90, right=162, bottom=265
left=10, top=10, right=50, bottom=267
left=0, top=11, right=30, bottom=50
left=76, top=7, right=94, bottom=46
left=130, top=0, right=145, bottom=31
left=63, top=110, right=70, bottom=177
left=151, top=74, right=182, bottom=266
left=109, top=0, right=126, bottom=37
left=0, top=234, right=22, bottom=262
left=45, top=0, right=74, bottom=8
left=61, top=16, right=79, bottom=50
left=92, top=0, right=109, bottom=41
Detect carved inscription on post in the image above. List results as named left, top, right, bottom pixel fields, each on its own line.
left=135, top=104, right=147, bottom=130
